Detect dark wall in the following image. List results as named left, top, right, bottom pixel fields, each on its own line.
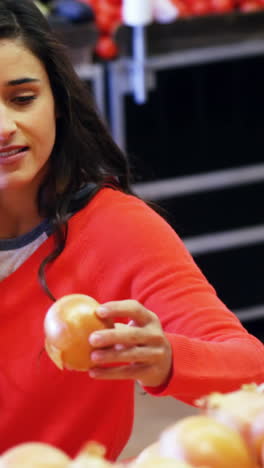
left=125, top=55, right=264, bottom=340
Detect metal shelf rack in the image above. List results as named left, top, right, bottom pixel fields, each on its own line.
left=107, top=12, right=264, bottom=321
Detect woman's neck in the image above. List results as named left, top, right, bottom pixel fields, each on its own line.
left=0, top=189, right=43, bottom=239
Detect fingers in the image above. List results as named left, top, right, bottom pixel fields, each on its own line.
left=90, top=300, right=160, bottom=348
left=89, top=325, right=147, bottom=348
left=95, top=300, right=157, bottom=327
left=89, top=322, right=165, bottom=348
left=91, top=345, right=164, bottom=365
left=89, top=362, right=151, bottom=381
left=87, top=300, right=173, bottom=387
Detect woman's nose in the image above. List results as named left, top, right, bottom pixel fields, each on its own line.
left=0, top=107, right=17, bottom=142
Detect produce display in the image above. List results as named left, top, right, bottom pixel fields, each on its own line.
left=35, top=0, right=264, bottom=59
left=41, top=294, right=264, bottom=467
left=0, top=441, right=118, bottom=467
left=0, top=442, right=71, bottom=468
left=79, top=0, right=264, bottom=58
left=133, top=384, right=264, bottom=467
left=1, top=384, right=264, bottom=466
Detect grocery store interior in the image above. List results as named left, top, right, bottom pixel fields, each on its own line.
left=37, top=0, right=264, bottom=460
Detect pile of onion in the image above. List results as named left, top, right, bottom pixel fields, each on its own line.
left=131, top=442, right=160, bottom=466
left=69, top=442, right=118, bottom=468
left=158, top=415, right=256, bottom=468
left=130, top=457, right=194, bottom=468
left=0, top=441, right=122, bottom=468
left=130, top=441, right=194, bottom=468
left=44, top=294, right=112, bottom=371
left=197, top=383, right=264, bottom=464
left=0, top=442, right=70, bottom=468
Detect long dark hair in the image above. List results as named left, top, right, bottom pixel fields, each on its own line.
left=0, top=0, right=134, bottom=300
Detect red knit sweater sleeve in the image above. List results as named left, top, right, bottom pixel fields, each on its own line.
left=96, top=190, right=264, bottom=405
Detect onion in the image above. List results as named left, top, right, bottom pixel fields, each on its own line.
left=69, top=442, right=117, bottom=468
left=44, top=294, right=112, bottom=371
left=130, top=441, right=194, bottom=467
left=248, top=411, right=264, bottom=464
left=0, top=442, right=70, bottom=468
left=159, top=415, right=256, bottom=468
left=197, top=383, right=264, bottom=461
left=132, top=442, right=160, bottom=466
left=261, top=442, right=264, bottom=468
left=130, top=458, right=194, bottom=468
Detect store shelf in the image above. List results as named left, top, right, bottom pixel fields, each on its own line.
left=235, top=304, right=264, bottom=322
left=74, top=62, right=106, bottom=118
left=109, top=13, right=264, bottom=322
left=50, top=20, right=106, bottom=118
left=116, top=10, right=264, bottom=56
left=183, top=224, right=264, bottom=255
left=51, top=20, right=98, bottom=50
left=134, top=163, right=264, bottom=199
left=109, top=12, right=264, bottom=146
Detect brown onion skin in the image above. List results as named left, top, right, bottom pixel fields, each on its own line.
left=130, top=458, right=194, bottom=468
left=261, top=442, right=264, bottom=468
left=199, top=387, right=264, bottom=463
left=159, top=415, right=257, bottom=468
left=44, top=294, right=113, bottom=371
left=132, top=442, right=160, bottom=466
left=248, top=411, right=264, bottom=464
left=0, top=442, right=70, bottom=468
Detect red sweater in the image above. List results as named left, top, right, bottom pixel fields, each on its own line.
left=0, top=188, right=264, bottom=460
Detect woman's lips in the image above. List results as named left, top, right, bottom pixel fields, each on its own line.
left=0, top=147, right=29, bottom=165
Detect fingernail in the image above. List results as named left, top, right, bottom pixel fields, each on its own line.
left=115, top=344, right=125, bottom=351
left=89, top=333, right=101, bottom=345
left=91, top=352, right=101, bottom=362
left=97, top=306, right=108, bottom=317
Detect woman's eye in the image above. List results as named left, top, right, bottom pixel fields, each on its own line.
left=12, top=95, right=36, bottom=105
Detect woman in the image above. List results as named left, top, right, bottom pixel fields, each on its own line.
left=0, top=0, right=263, bottom=461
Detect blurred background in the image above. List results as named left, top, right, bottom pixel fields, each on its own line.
left=34, top=0, right=264, bottom=458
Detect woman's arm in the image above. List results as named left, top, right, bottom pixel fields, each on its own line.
left=86, top=190, right=264, bottom=404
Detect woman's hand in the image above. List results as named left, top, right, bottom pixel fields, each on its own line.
left=88, top=300, right=173, bottom=388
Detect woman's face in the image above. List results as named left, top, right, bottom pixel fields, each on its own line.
left=0, top=39, right=56, bottom=191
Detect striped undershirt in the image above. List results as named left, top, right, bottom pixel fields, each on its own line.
left=0, top=182, right=97, bottom=281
